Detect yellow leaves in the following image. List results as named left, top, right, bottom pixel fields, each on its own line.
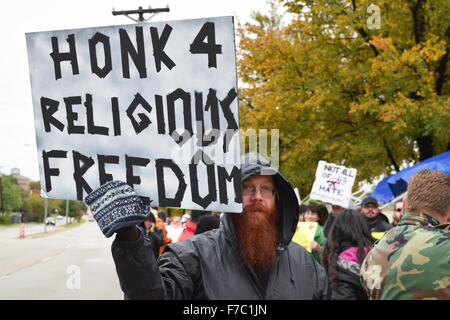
left=364, top=81, right=371, bottom=94
left=398, top=36, right=447, bottom=68
left=238, top=0, right=450, bottom=196
left=369, top=35, right=393, bottom=51
left=419, top=37, right=447, bottom=63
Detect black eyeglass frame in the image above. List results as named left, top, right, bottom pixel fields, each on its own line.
left=242, top=185, right=277, bottom=196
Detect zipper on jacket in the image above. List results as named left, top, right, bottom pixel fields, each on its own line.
left=286, top=247, right=296, bottom=288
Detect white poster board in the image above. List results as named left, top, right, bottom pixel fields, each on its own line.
left=26, top=16, right=242, bottom=213
left=310, top=160, right=357, bottom=208
left=294, top=188, right=302, bottom=205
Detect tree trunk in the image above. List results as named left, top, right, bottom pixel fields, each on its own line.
left=383, top=141, right=400, bottom=172
left=416, top=135, right=434, bottom=162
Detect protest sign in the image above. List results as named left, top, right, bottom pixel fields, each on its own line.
left=26, top=16, right=242, bottom=213
left=291, top=222, right=318, bottom=252
left=310, top=161, right=357, bottom=208
left=294, top=188, right=301, bottom=205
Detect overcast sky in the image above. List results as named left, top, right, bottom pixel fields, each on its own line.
left=0, top=0, right=273, bottom=181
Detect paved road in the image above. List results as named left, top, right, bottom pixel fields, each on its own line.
left=0, top=218, right=123, bottom=299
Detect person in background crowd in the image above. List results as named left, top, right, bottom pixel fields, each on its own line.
left=392, top=199, right=404, bottom=226
left=165, top=215, right=183, bottom=243
left=181, top=213, right=190, bottom=225
left=298, top=204, right=308, bottom=222
left=218, top=212, right=225, bottom=229
left=194, top=215, right=220, bottom=235
left=139, top=211, right=164, bottom=259
left=304, top=205, right=327, bottom=263
left=140, top=197, right=166, bottom=257
left=323, top=204, right=344, bottom=237
left=157, top=210, right=168, bottom=223
left=321, top=209, right=374, bottom=300
left=178, top=210, right=211, bottom=241
left=360, top=169, right=450, bottom=300
left=85, top=153, right=330, bottom=299
left=156, top=209, right=172, bottom=255
left=360, top=196, right=392, bottom=239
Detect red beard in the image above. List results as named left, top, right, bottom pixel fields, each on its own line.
left=232, top=202, right=279, bottom=273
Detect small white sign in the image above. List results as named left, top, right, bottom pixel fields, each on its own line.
left=310, top=160, right=357, bottom=208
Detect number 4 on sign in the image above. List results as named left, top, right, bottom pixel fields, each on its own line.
left=190, top=22, right=222, bottom=68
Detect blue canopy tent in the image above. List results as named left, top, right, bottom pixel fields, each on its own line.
left=370, top=151, right=450, bottom=203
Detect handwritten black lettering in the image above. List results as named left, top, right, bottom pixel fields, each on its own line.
left=50, top=34, right=79, bottom=80
left=119, top=27, right=147, bottom=79
left=42, top=150, right=67, bottom=192
left=150, top=24, right=176, bottom=72
left=88, top=32, right=112, bottom=78
left=155, top=158, right=187, bottom=207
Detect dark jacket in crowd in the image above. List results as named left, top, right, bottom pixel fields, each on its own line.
left=331, top=245, right=370, bottom=300
left=194, top=215, right=220, bottom=235
left=138, top=219, right=164, bottom=259
left=111, top=153, right=330, bottom=299
left=369, top=213, right=393, bottom=233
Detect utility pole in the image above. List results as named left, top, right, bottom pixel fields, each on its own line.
left=0, top=174, right=3, bottom=213
left=65, top=199, right=69, bottom=226
left=112, top=5, right=169, bottom=23
left=44, top=198, right=48, bottom=233
left=0, top=165, right=6, bottom=213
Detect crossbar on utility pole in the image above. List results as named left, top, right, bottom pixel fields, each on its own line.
left=112, top=5, right=169, bottom=23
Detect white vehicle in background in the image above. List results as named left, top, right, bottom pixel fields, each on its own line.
left=45, top=217, right=56, bottom=226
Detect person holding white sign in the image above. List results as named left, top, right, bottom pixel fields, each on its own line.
left=85, top=153, right=330, bottom=299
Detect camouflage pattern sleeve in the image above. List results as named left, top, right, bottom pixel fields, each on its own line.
left=360, top=212, right=450, bottom=300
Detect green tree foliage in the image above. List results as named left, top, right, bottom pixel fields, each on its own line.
left=58, top=200, right=86, bottom=222
left=238, top=0, right=449, bottom=197
left=21, top=194, right=60, bottom=222
left=0, top=175, right=24, bottom=213
left=29, top=181, right=41, bottom=191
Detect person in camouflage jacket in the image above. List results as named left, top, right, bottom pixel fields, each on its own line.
left=360, top=169, right=450, bottom=300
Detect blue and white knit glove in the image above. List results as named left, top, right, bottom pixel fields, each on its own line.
left=84, top=180, right=147, bottom=238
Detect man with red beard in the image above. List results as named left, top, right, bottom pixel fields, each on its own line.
left=233, top=173, right=281, bottom=281
left=86, top=153, right=330, bottom=299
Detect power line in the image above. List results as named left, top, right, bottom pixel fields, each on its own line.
left=112, top=5, right=170, bottom=23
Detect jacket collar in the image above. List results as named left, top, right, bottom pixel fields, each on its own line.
left=397, top=211, right=448, bottom=229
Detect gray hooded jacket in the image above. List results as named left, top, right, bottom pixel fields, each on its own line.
left=111, top=154, right=330, bottom=299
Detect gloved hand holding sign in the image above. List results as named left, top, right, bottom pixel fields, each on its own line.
left=84, top=180, right=147, bottom=238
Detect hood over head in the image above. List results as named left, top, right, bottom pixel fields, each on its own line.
left=225, top=153, right=300, bottom=249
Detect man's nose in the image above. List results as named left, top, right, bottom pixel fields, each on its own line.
left=250, top=188, right=264, bottom=201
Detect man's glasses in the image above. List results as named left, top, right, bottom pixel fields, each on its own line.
left=242, top=185, right=276, bottom=197
left=395, top=208, right=402, bottom=212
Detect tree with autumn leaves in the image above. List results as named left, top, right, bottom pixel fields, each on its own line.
left=237, top=0, right=449, bottom=197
